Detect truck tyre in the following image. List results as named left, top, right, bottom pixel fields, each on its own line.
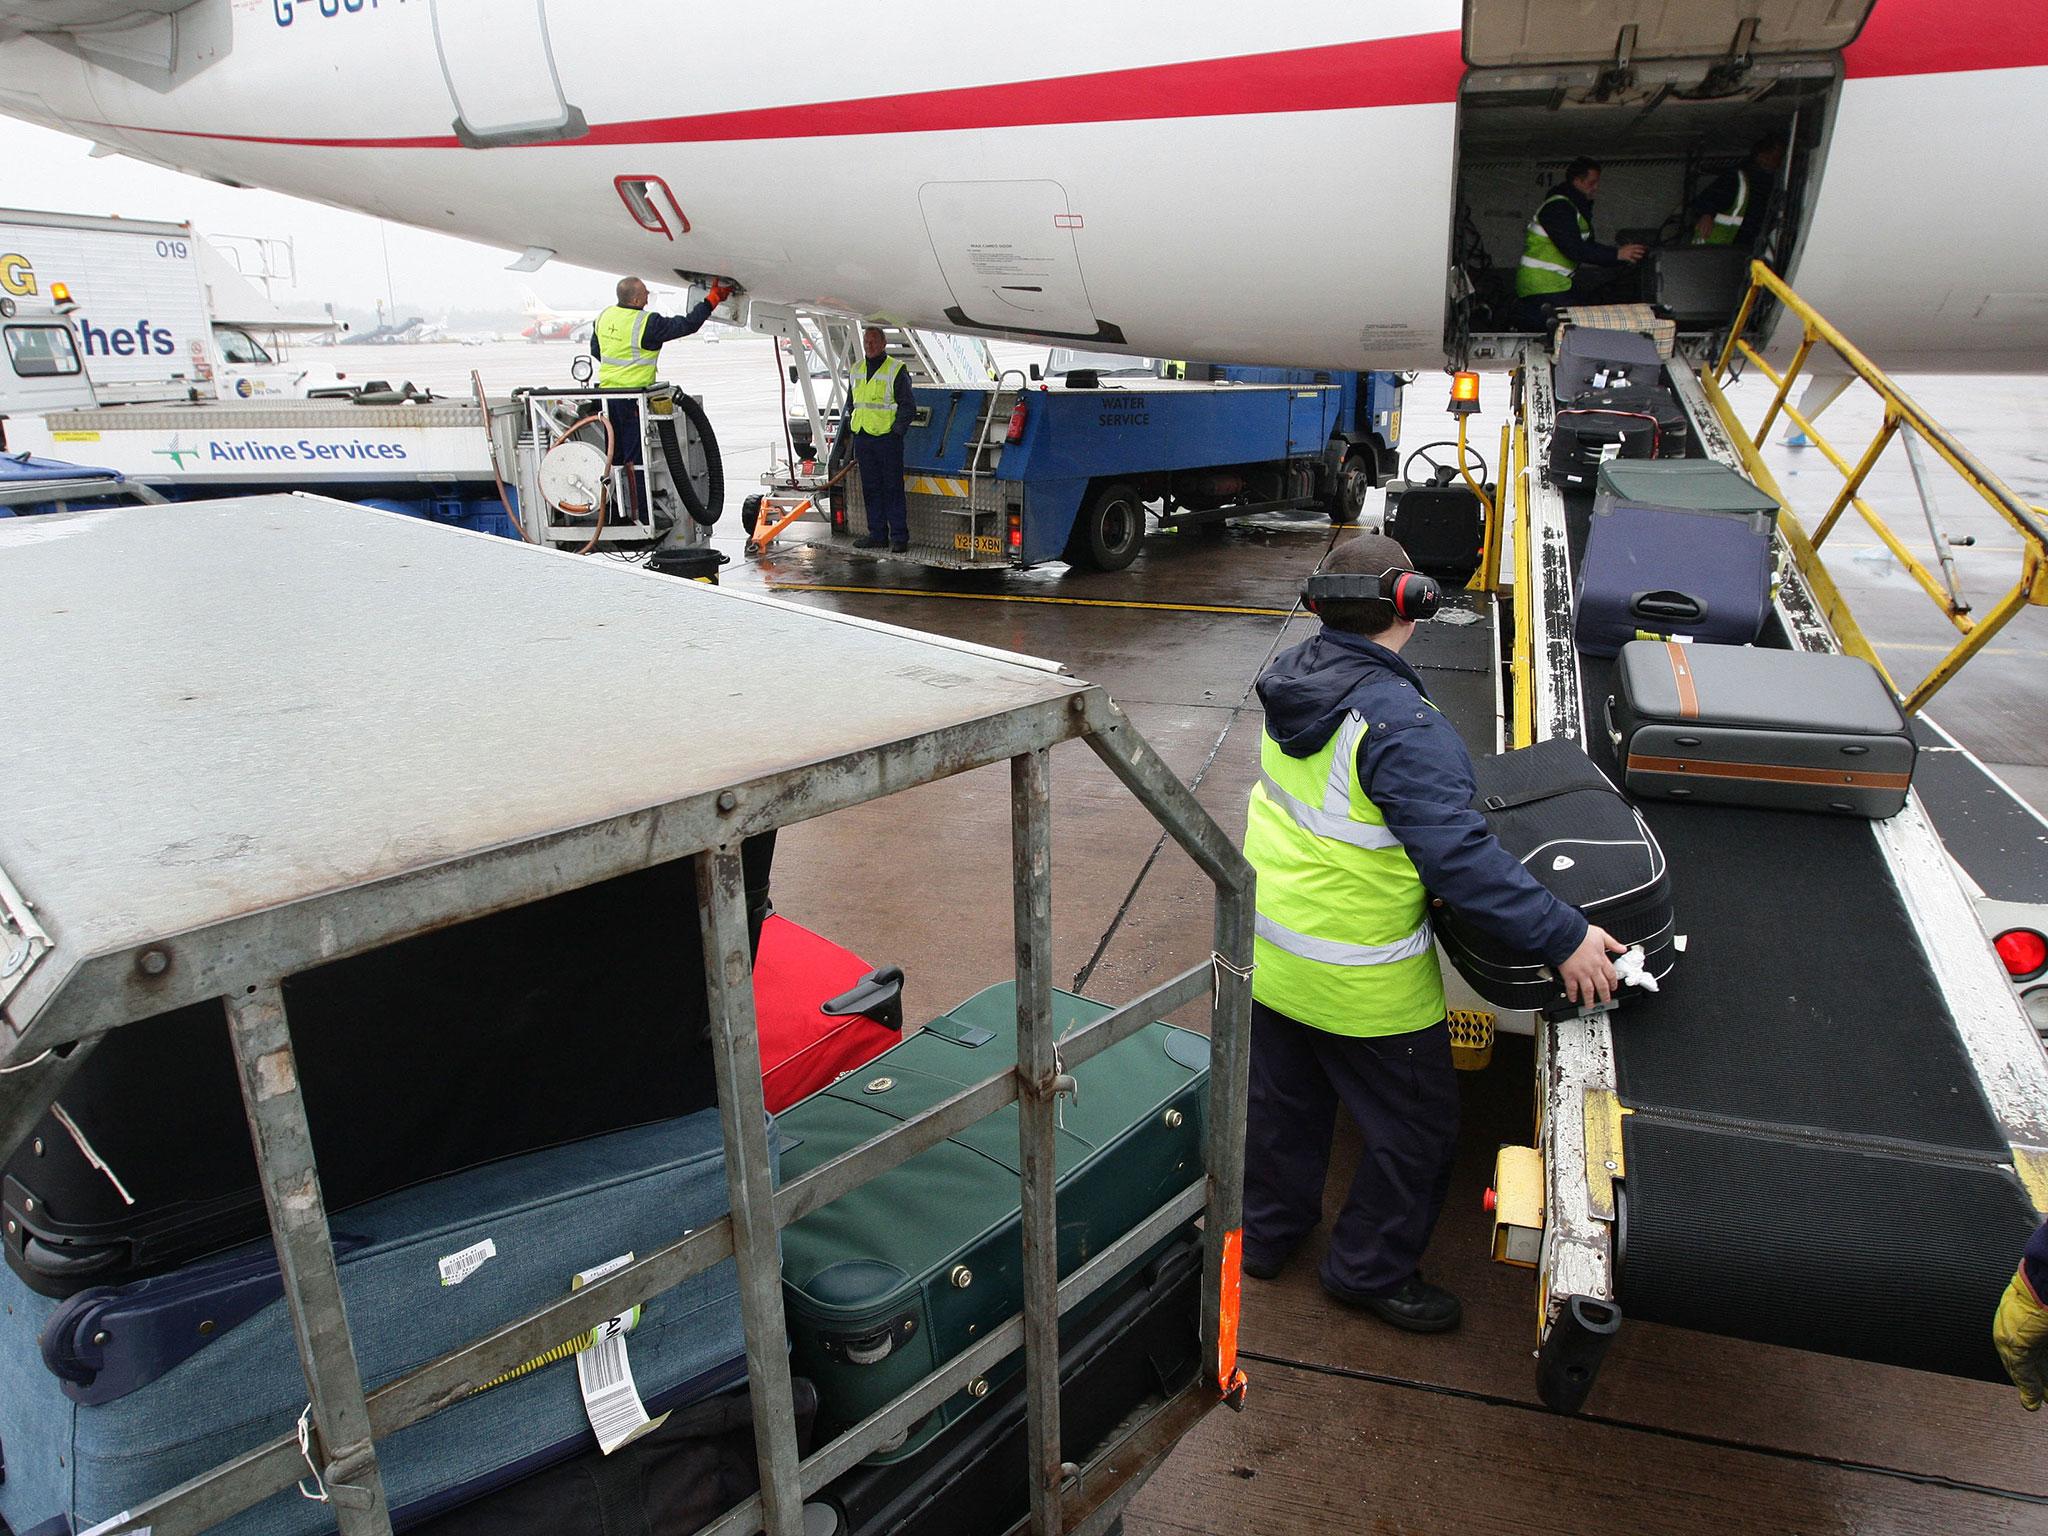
left=1066, top=481, right=1146, bottom=571
left=1329, top=450, right=1372, bottom=526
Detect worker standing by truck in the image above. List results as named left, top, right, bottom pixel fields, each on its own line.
left=1239, top=534, right=1623, bottom=1331
left=848, top=325, right=916, bottom=552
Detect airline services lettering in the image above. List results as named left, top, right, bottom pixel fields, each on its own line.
left=204, top=439, right=410, bottom=462
left=77, top=317, right=178, bottom=359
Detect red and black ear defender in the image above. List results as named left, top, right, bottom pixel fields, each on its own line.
left=1302, top=567, right=1444, bottom=622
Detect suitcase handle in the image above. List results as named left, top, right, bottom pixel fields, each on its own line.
left=1630, top=590, right=1705, bottom=623
left=822, top=966, right=905, bottom=1035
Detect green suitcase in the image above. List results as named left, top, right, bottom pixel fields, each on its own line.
left=777, top=983, right=1209, bottom=1463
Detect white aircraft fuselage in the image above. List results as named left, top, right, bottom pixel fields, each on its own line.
left=0, top=0, right=2042, bottom=371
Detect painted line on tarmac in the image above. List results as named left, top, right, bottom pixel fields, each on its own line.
left=766, top=584, right=1293, bottom=618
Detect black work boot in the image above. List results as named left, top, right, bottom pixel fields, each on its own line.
left=889, top=539, right=910, bottom=554
left=851, top=535, right=886, bottom=550
left=1322, top=1273, right=1462, bottom=1333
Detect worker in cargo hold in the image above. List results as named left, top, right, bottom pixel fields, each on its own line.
left=1996, top=1222, right=2048, bottom=1411
left=848, top=325, right=916, bottom=553
left=1688, top=132, right=1787, bottom=248
left=1240, top=534, right=1624, bottom=1332
left=1514, top=157, right=1647, bottom=331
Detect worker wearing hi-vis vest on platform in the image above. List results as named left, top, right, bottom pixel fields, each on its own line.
left=1513, top=157, right=1646, bottom=332
left=848, top=325, right=917, bottom=552
left=1688, top=133, right=1786, bottom=249
left=592, top=274, right=732, bottom=466
left=1240, top=533, right=1623, bottom=1333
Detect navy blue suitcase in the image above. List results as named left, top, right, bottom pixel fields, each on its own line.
left=1573, top=500, right=1774, bottom=657
left=0, top=1110, right=763, bottom=1536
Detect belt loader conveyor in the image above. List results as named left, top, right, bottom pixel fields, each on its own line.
left=1509, top=351, right=2048, bottom=1411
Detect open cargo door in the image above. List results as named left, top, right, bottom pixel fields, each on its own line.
left=1464, top=0, right=1876, bottom=68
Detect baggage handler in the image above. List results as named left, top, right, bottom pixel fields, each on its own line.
left=1688, top=133, right=1786, bottom=248
left=846, top=325, right=916, bottom=553
left=592, top=275, right=733, bottom=516
left=1514, top=157, right=1647, bottom=332
left=1995, top=1222, right=2048, bottom=1410
left=1240, top=533, right=1624, bottom=1331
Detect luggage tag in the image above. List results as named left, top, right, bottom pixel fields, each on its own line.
left=572, top=1252, right=669, bottom=1454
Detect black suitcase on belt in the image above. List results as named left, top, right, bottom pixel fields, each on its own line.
left=1548, top=404, right=1664, bottom=491
left=1569, top=385, right=1690, bottom=460
left=2, top=839, right=775, bottom=1299
left=1434, top=738, right=1675, bottom=1012
left=811, top=1237, right=1201, bottom=1536
left=1607, top=641, right=1917, bottom=817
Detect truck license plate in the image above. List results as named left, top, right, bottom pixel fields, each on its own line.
left=953, top=533, right=1001, bottom=556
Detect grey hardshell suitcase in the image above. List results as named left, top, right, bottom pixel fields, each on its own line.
left=1555, top=326, right=1666, bottom=399
left=1594, top=459, right=1782, bottom=526
left=0, top=1110, right=759, bottom=1536
left=776, top=983, right=1208, bottom=1465
left=1608, top=641, right=1916, bottom=817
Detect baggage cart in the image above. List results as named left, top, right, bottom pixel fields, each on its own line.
left=0, top=496, right=1255, bottom=1536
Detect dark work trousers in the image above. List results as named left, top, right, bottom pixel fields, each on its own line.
left=1243, top=1001, right=1460, bottom=1296
left=853, top=430, right=909, bottom=543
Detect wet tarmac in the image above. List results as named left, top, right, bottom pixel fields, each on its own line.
left=697, top=367, right=2048, bottom=1535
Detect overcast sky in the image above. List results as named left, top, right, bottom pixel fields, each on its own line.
left=2, top=118, right=617, bottom=316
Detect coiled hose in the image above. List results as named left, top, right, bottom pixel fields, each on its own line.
left=656, top=390, right=724, bottom=527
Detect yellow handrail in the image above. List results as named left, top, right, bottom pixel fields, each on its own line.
left=1711, top=261, right=2048, bottom=714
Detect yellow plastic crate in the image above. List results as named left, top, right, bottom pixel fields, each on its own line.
left=1448, top=1008, right=1496, bottom=1071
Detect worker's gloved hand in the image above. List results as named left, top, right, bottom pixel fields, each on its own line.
left=1556, top=924, right=1626, bottom=1007
left=1993, top=1267, right=2048, bottom=1411
left=704, top=280, right=736, bottom=308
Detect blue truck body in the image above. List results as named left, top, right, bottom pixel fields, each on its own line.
left=834, top=365, right=1403, bottom=571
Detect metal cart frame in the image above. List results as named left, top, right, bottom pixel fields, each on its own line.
left=0, top=495, right=1253, bottom=1536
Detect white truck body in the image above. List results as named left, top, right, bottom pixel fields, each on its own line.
left=0, top=208, right=313, bottom=406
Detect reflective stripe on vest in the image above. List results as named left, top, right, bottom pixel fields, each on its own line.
left=849, top=355, right=905, bottom=435
left=1517, top=194, right=1589, bottom=298
left=1242, top=709, right=1446, bottom=1036
left=1695, top=168, right=1749, bottom=246
left=596, top=306, right=659, bottom=389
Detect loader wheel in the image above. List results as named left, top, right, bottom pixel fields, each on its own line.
left=740, top=492, right=765, bottom=536
left=1066, top=481, right=1146, bottom=572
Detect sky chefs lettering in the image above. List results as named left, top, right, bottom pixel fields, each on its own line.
left=76, top=318, right=177, bottom=358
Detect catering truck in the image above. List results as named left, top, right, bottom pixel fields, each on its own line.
left=0, top=207, right=331, bottom=406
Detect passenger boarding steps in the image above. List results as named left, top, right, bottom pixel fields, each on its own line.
left=1497, top=284, right=2048, bottom=1411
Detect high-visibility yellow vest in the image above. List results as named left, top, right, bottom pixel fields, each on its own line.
left=595, top=305, right=658, bottom=388
left=849, top=355, right=905, bottom=435
left=1242, top=711, right=1444, bottom=1036
left=1692, top=168, right=1750, bottom=246
left=1516, top=194, right=1589, bottom=299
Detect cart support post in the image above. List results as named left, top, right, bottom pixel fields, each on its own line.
left=696, top=848, right=807, bottom=1536
left=1012, top=746, right=1067, bottom=1535
left=225, top=984, right=393, bottom=1535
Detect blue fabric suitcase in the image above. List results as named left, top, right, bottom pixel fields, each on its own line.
left=1573, top=500, right=1774, bottom=658
left=0, top=1109, right=764, bottom=1536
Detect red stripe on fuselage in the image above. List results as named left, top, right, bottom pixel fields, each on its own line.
left=85, top=11, right=2045, bottom=156
left=91, top=32, right=1466, bottom=151
left=1845, top=0, right=2048, bottom=77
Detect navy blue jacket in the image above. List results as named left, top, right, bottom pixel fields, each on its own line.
left=1538, top=182, right=1623, bottom=269
left=1257, top=628, right=1589, bottom=965
left=588, top=297, right=717, bottom=361
left=2026, top=1223, right=2048, bottom=1305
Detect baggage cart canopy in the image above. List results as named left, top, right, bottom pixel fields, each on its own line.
left=0, top=496, right=1089, bottom=1047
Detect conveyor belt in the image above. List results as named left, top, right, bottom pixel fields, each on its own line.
left=1558, top=488, right=2038, bottom=1380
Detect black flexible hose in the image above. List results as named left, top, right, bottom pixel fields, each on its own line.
left=657, top=392, right=724, bottom=526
